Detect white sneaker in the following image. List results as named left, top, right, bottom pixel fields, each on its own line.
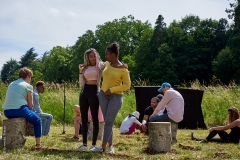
left=89, top=146, right=95, bottom=150
left=108, top=146, right=114, bottom=154
left=90, top=146, right=104, bottom=152
left=76, top=145, right=88, bottom=151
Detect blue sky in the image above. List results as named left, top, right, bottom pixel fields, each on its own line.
left=0, top=0, right=233, bottom=70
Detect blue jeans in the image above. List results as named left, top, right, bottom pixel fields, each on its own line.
left=38, top=113, right=53, bottom=135
left=4, top=105, right=42, bottom=138
left=149, top=113, right=175, bottom=123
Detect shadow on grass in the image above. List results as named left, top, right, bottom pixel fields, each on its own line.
left=29, top=147, right=132, bottom=159
left=142, top=146, right=177, bottom=155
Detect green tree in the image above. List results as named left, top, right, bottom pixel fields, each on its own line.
left=151, top=44, right=179, bottom=85
left=214, top=18, right=230, bottom=52
left=19, top=48, right=38, bottom=68
left=44, top=46, right=73, bottom=83
left=231, top=2, right=240, bottom=82
left=212, top=47, right=234, bottom=83
left=134, top=15, right=170, bottom=84
left=95, top=15, right=152, bottom=60
left=122, top=55, right=136, bottom=80
left=149, top=15, right=167, bottom=56
left=0, top=58, right=19, bottom=83
left=167, top=15, right=221, bottom=83
left=134, top=27, right=153, bottom=81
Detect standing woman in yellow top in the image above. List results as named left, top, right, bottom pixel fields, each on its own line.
left=90, top=42, right=131, bottom=153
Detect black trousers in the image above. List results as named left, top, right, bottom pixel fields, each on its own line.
left=206, top=130, right=238, bottom=143
left=80, top=84, right=99, bottom=145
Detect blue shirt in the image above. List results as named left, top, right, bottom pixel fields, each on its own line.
left=2, top=78, right=33, bottom=110
left=33, top=89, right=43, bottom=114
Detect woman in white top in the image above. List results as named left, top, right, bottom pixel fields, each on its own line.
left=77, top=48, right=104, bottom=151
left=120, top=111, right=142, bottom=134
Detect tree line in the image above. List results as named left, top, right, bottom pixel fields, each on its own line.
left=1, top=2, right=239, bottom=85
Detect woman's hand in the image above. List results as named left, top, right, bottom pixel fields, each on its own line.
left=209, top=127, right=215, bottom=132
left=79, top=64, right=86, bottom=73
left=141, top=124, right=147, bottom=132
left=104, top=89, right=112, bottom=96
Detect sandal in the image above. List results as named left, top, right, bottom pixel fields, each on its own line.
left=71, top=136, right=79, bottom=140
left=36, top=144, right=42, bottom=149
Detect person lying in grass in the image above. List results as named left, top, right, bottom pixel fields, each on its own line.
left=120, top=111, right=141, bottom=134
left=191, top=106, right=240, bottom=143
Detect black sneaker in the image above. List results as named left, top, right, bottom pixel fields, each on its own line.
left=191, top=132, right=195, bottom=140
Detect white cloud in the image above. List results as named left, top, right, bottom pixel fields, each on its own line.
left=68, top=11, right=77, bottom=17
left=49, top=8, right=60, bottom=17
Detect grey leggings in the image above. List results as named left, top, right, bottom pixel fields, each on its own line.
left=98, top=90, right=123, bottom=144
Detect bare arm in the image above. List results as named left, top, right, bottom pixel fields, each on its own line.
left=142, top=115, right=149, bottom=125
left=79, top=64, right=86, bottom=88
left=151, top=92, right=171, bottom=116
left=141, top=115, right=149, bottom=132
left=27, top=91, right=33, bottom=109
left=210, top=119, right=240, bottom=132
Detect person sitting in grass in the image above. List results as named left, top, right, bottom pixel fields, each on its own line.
left=72, top=105, right=82, bottom=140
left=140, top=95, right=163, bottom=134
left=120, top=111, right=142, bottom=134
left=33, top=81, right=53, bottom=136
left=191, top=106, right=240, bottom=143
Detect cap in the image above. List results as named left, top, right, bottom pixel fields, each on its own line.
left=158, top=82, right=172, bottom=92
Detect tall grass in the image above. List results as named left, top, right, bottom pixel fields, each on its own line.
left=189, top=80, right=240, bottom=127
left=1, top=80, right=240, bottom=127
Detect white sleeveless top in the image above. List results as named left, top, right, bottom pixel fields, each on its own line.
left=84, top=66, right=97, bottom=81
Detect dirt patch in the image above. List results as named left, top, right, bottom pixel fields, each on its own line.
left=213, top=152, right=228, bottom=158
left=178, top=143, right=201, bottom=151
left=142, top=147, right=176, bottom=155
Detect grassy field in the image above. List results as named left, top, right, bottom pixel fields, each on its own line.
left=0, top=126, right=240, bottom=160
left=1, top=82, right=240, bottom=159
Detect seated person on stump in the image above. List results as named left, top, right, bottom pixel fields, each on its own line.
left=191, top=107, right=240, bottom=143
left=2, top=67, right=42, bottom=149
left=141, top=95, right=163, bottom=134
left=33, top=81, right=53, bottom=136
left=149, top=82, right=184, bottom=124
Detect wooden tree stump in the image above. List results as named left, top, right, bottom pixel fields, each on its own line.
left=171, top=122, right=178, bottom=144
left=97, top=122, right=104, bottom=140
left=25, top=123, right=34, bottom=136
left=88, top=122, right=105, bottom=141
left=0, top=136, right=2, bottom=148
left=2, top=118, right=26, bottom=150
left=88, top=122, right=93, bottom=141
left=148, top=122, right=171, bottom=152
